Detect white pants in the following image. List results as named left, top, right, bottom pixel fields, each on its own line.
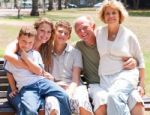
left=45, top=85, right=93, bottom=115
left=45, top=96, right=60, bottom=115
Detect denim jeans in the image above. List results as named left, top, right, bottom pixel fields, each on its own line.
left=21, top=79, right=71, bottom=115
left=7, top=86, right=24, bottom=115
left=7, top=86, right=45, bottom=115
left=7, top=79, right=71, bottom=115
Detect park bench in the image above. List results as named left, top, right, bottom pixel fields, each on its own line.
left=0, top=58, right=150, bottom=115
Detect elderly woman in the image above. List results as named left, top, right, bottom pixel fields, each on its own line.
left=96, top=0, right=145, bottom=115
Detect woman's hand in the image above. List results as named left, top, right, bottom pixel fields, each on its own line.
left=137, top=86, right=145, bottom=97
left=43, top=71, right=54, bottom=81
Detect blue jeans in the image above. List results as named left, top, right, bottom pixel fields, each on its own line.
left=21, top=79, right=71, bottom=115
left=7, top=86, right=24, bottom=115
left=7, top=86, right=45, bottom=115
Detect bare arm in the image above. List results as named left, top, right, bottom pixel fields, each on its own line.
left=7, top=73, right=18, bottom=97
left=21, top=50, right=43, bottom=75
left=66, top=67, right=81, bottom=96
left=4, top=40, right=28, bottom=69
left=138, top=68, right=145, bottom=97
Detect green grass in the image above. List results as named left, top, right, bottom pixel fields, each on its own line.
left=129, top=10, right=150, bottom=17
left=0, top=50, right=4, bottom=57
left=144, top=52, right=150, bottom=96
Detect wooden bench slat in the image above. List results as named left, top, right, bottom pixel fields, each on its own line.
left=0, top=70, right=6, bottom=76
left=0, top=91, right=7, bottom=98
left=0, top=64, right=4, bottom=70
left=143, top=96, right=150, bottom=104
left=144, top=103, right=150, bottom=111
left=0, top=77, right=8, bottom=83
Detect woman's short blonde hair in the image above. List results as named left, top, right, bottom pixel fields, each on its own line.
left=98, top=0, right=128, bottom=24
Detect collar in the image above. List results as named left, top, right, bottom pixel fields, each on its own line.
left=52, top=43, right=73, bottom=56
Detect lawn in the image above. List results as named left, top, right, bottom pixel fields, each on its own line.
left=0, top=8, right=150, bottom=97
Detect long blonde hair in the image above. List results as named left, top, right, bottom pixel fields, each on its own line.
left=34, top=17, right=54, bottom=72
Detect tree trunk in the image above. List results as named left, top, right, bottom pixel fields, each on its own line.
left=133, top=0, right=140, bottom=9
left=123, top=0, right=128, bottom=8
left=14, top=0, right=18, bottom=8
left=43, top=0, right=46, bottom=13
left=58, top=0, right=62, bottom=10
left=64, top=0, right=68, bottom=9
left=48, top=0, right=53, bottom=10
left=30, top=0, right=39, bottom=16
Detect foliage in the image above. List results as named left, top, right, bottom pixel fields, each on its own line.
left=129, top=10, right=150, bottom=17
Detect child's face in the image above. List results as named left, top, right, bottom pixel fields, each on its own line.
left=18, top=35, right=35, bottom=52
left=55, top=26, right=70, bottom=44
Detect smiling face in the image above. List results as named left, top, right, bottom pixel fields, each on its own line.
left=18, top=35, right=35, bottom=52
left=55, top=26, right=70, bottom=44
left=103, top=6, right=120, bottom=25
left=36, top=22, right=52, bottom=44
left=75, top=17, right=96, bottom=45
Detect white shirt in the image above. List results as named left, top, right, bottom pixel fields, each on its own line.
left=51, top=44, right=83, bottom=84
left=4, top=50, right=44, bottom=90
left=96, top=25, right=145, bottom=75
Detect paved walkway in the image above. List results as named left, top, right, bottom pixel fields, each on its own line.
left=0, top=9, right=35, bottom=26
left=0, top=8, right=31, bottom=17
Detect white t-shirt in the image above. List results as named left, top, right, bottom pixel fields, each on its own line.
left=4, top=50, right=44, bottom=90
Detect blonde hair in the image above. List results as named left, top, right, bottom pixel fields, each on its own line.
left=98, top=0, right=128, bottom=24
left=55, top=20, right=72, bottom=34
left=34, top=17, right=54, bottom=72
left=18, top=26, right=37, bottom=38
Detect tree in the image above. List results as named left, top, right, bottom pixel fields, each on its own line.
left=48, top=0, right=53, bottom=10
left=122, top=0, right=128, bottom=8
left=133, top=0, right=140, bottom=9
left=14, top=0, right=18, bottom=8
left=58, top=0, right=62, bottom=10
left=64, top=0, right=68, bottom=8
left=30, top=0, right=39, bottom=16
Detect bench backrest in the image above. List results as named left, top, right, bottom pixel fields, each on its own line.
left=0, top=58, right=8, bottom=98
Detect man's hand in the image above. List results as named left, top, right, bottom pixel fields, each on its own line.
left=9, top=89, right=18, bottom=98
left=122, top=57, right=137, bottom=70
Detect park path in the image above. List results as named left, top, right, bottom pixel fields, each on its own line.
left=0, top=20, right=32, bottom=26
left=0, top=9, right=33, bottom=26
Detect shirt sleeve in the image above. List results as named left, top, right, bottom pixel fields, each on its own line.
left=32, top=51, right=44, bottom=69
left=3, top=60, right=12, bottom=74
left=73, top=49, right=83, bottom=69
left=129, top=32, right=145, bottom=68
